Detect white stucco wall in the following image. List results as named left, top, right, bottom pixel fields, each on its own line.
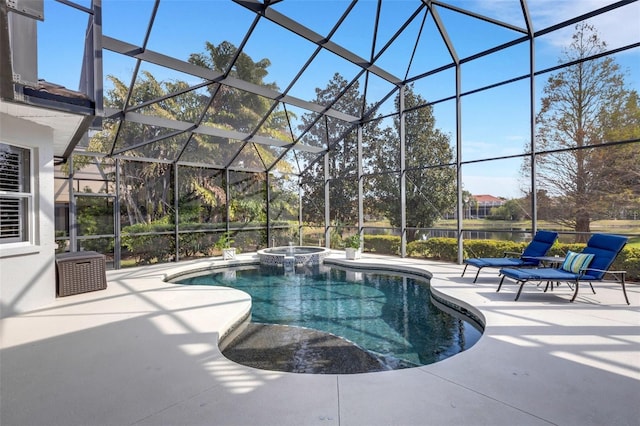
left=0, top=112, right=56, bottom=318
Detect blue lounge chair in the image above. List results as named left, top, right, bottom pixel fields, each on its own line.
left=462, top=230, right=559, bottom=283
left=498, top=233, right=629, bottom=303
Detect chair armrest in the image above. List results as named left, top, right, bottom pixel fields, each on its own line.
left=607, top=270, right=627, bottom=284
left=601, top=270, right=626, bottom=275
left=582, top=268, right=627, bottom=281
left=503, top=251, right=522, bottom=257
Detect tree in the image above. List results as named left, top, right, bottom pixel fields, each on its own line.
left=90, top=72, right=190, bottom=225
left=299, top=73, right=369, bottom=228
left=488, top=199, right=528, bottom=221
left=593, top=91, right=640, bottom=219
left=300, top=79, right=455, bottom=242
left=369, top=84, right=456, bottom=241
left=534, top=23, right=640, bottom=241
left=189, top=40, right=281, bottom=139
left=86, top=42, right=292, bottom=230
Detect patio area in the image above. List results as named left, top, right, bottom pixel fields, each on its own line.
left=1, top=252, right=638, bottom=426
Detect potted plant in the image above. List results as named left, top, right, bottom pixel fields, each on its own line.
left=343, top=234, right=362, bottom=260
left=215, top=232, right=236, bottom=260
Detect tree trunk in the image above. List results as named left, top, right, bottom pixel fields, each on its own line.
left=575, top=209, right=590, bottom=243
left=407, top=228, right=421, bottom=243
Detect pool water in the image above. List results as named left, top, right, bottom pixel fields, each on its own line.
left=174, top=265, right=482, bottom=369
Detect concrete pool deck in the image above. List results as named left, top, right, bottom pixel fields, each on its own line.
left=1, top=252, right=638, bottom=425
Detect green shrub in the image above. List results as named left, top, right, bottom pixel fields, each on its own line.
left=179, top=232, right=218, bottom=258
left=459, top=239, right=526, bottom=259
left=122, top=222, right=221, bottom=264
left=121, top=232, right=174, bottom=265
left=407, top=238, right=460, bottom=260
left=120, top=220, right=290, bottom=264
left=363, top=235, right=400, bottom=255
left=613, top=246, right=640, bottom=282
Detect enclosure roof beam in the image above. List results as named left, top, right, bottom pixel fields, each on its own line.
left=103, top=36, right=359, bottom=124
left=104, top=108, right=323, bottom=154
left=234, top=0, right=403, bottom=85
left=431, top=0, right=528, bottom=34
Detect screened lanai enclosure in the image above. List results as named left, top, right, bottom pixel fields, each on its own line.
left=36, top=0, right=638, bottom=268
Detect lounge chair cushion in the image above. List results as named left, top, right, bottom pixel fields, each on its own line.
left=561, top=251, right=594, bottom=273
left=500, top=267, right=599, bottom=282
left=521, top=230, right=559, bottom=257
left=580, top=234, right=628, bottom=278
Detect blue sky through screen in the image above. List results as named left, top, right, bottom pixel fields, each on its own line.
left=36, top=0, right=640, bottom=198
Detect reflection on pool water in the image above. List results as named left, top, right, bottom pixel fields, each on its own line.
left=173, top=264, right=482, bottom=369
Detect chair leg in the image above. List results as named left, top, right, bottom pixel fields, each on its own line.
left=515, top=281, right=525, bottom=301
left=461, top=264, right=468, bottom=277
left=473, top=268, right=481, bottom=283
left=621, top=275, right=630, bottom=305
left=497, top=275, right=506, bottom=292
left=572, top=278, right=630, bottom=305
left=570, top=280, right=579, bottom=302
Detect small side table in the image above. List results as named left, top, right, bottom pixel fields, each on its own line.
left=532, top=255, right=566, bottom=268
left=530, top=256, right=566, bottom=292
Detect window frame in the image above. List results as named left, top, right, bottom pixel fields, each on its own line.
left=0, top=142, right=34, bottom=246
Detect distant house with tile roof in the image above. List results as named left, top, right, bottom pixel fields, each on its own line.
left=470, top=194, right=505, bottom=218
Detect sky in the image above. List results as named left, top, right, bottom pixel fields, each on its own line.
left=34, top=0, right=640, bottom=199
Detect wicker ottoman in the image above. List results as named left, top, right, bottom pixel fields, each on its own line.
left=55, top=251, right=107, bottom=297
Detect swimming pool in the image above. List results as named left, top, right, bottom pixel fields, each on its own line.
left=173, top=264, right=482, bottom=370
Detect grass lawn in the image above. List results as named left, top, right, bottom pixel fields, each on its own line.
left=364, top=219, right=640, bottom=247
left=437, top=218, right=640, bottom=233
left=436, top=219, right=640, bottom=247
left=347, top=219, right=640, bottom=240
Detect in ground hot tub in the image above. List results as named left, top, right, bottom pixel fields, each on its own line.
left=257, top=245, right=331, bottom=266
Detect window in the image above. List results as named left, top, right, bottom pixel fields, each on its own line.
left=0, top=143, right=31, bottom=244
